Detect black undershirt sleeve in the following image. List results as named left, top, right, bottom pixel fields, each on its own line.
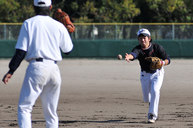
left=8, top=49, right=26, bottom=75
left=64, top=51, right=71, bottom=55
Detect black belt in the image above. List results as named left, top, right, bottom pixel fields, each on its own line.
left=36, top=58, right=57, bottom=64
left=141, top=70, right=156, bottom=74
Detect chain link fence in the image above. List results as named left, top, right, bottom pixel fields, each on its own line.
left=1, top=23, right=193, bottom=40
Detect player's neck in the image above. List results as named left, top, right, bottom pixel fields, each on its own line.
left=142, top=43, right=151, bottom=50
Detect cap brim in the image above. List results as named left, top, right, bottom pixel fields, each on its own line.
left=138, top=33, right=150, bottom=37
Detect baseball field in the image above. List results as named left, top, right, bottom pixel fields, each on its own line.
left=0, top=59, right=193, bottom=128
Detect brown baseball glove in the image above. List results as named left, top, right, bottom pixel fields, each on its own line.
left=145, top=57, right=163, bottom=70
left=54, top=8, right=75, bottom=33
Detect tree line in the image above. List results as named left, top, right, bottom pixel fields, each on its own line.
left=0, top=0, right=193, bottom=23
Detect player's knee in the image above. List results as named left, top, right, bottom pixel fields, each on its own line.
left=151, top=89, right=160, bottom=97
left=18, top=104, right=33, bottom=113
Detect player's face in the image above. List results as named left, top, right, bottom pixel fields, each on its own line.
left=138, top=35, right=151, bottom=49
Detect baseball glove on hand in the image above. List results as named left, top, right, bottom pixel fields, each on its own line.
left=145, top=57, right=164, bottom=70
left=54, top=8, right=75, bottom=33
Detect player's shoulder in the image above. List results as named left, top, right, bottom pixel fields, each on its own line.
left=25, top=15, right=64, bottom=27
left=24, top=15, right=42, bottom=22
left=152, top=42, right=159, bottom=46
left=46, top=16, right=66, bottom=28
left=23, top=15, right=44, bottom=25
left=152, top=42, right=162, bottom=47
left=152, top=42, right=164, bottom=51
left=52, top=19, right=66, bottom=28
left=133, top=44, right=141, bottom=50
left=132, top=44, right=141, bottom=52
left=133, top=44, right=140, bottom=48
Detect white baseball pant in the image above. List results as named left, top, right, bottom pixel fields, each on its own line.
left=140, top=68, right=164, bottom=120
left=18, top=59, right=61, bottom=128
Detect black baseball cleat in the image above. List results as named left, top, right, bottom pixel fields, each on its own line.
left=148, top=114, right=156, bottom=123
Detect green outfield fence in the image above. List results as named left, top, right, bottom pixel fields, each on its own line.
left=1, top=23, right=193, bottom=58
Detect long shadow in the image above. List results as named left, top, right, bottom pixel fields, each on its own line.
left=2, top=119, right=147, bottom=126
left=59, top=119, right=147, bottom=124
left=59, top=119, right=124, bottom=124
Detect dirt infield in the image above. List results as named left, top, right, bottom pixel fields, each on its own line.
left=0, top=59, right=193, bottom=128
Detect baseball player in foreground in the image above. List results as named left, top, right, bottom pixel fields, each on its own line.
left=125, top=28, right=170, bottom=123
left=2, top=0, right=73, bottom=127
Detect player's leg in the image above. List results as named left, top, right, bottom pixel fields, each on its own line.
left=140, top=71, right=151, bottom=103
left=40, top=64, right=61, bottom=128
left=149, top=68, right=164, bottom=120
left=18, top=63, right=48, bottom=128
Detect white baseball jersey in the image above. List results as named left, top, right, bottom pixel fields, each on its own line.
left=16, top=15, right=73, bottom=61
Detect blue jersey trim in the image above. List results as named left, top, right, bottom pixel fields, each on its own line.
left=130, top=52, right=137, bottom=59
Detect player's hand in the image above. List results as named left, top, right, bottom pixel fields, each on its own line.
left=2, top=73, right=12, bottom=84
left=125, top=53, right=131, bottom=62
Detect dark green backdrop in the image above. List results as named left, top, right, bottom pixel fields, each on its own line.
left=0, top=40, right=193, bottom=58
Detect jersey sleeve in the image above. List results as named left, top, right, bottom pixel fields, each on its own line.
left=130, top=46, right=141, bottom=59
left=15, top=22, right=28, bottom=51
left=156, top=44, right=171, bottom=64
left=60, top=27, right=73, bottom=53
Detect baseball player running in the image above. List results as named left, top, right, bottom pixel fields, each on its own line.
left=2, top=0, right=73, bottom=128
left=125, top=28, right=170, bottom=123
